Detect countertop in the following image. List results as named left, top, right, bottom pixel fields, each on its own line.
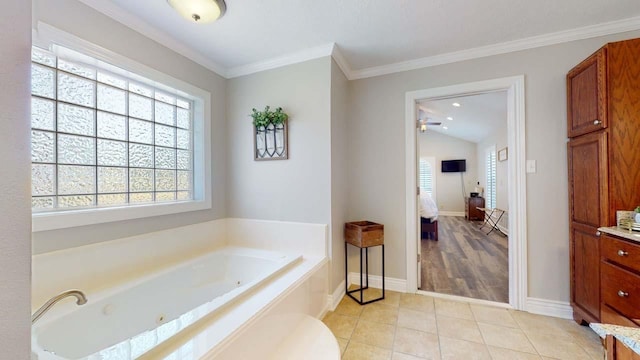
left=590, top=323, right=640, bottom=355
left=598, top=226, right=640, bottom=244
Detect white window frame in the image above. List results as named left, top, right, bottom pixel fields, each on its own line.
left=485, top=145, right=497, bottom=209
left=31, top=22, right=212, bottom=232
left=419, top=156, right=437, bottom=203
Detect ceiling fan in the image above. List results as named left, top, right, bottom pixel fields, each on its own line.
left=417, top=118, right=442, bottom=132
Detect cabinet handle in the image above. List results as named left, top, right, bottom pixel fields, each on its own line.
left=617, top=249, right=629, bottom=257
left=596, top=231, right=601, bottom=237
left=618, top=290, right=629, bottom=298
left=593, top=119, right=602, bottom=125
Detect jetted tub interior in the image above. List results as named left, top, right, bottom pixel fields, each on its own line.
left=32, top=247, right=301, bottom=360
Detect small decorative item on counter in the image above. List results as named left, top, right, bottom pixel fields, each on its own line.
left=635, top=206, right=640, bottom=223
left=251, top=106, right=289, bottom=161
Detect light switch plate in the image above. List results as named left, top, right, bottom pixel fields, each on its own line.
left=526, top=160, right=536, bottom=173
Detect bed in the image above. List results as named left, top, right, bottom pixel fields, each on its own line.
left=420, top=192, right=439, bottom=241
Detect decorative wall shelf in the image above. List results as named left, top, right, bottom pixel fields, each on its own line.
left=254, top=121, right=288, bottom=160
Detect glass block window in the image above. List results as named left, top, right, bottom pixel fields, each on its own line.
left=30, top=47, right=193, bottom=211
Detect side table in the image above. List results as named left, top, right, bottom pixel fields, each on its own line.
left=344, top=221, right=385, bottom=305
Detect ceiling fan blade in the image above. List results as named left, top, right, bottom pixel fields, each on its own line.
left=426, top=122, right=441, bottom=125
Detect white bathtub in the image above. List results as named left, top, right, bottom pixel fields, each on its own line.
left=32, top=247, right=301, bottom=360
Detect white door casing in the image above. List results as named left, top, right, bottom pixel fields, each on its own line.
left=404, top=75, right=527, bottom=310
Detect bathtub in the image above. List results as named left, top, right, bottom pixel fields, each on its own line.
left=32, top=247, right=301, bottom=360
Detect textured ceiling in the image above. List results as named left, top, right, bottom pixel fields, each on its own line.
left=418, top=92, right=507, bottom=144
left=81, top=0, right=640, bottom=76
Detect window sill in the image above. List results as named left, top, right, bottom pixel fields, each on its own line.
left=32, top=200, right=211, bottom=232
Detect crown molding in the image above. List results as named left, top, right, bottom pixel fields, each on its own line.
left=350, top=15, right=640, bottom=80
left=76, top=0, right=228, bottom=78
left=226, top=43, right=335, bottom=78
left=330, top=44, right=354, bottom=80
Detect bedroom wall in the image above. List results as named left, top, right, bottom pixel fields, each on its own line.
left=418, top=131, right=478, bottom=213
left=0, top=0, right=32, bottom=357
left=31, top=0, right=228, bottom=254
left=476, top=124, right=509, bottom=230
left=347, top=30, right=640, bottom=303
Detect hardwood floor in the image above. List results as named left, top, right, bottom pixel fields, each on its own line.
left=420, top=215, right=509, bottom=303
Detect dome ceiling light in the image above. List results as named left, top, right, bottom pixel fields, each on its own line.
left=167, top=0, right=227, bottom=23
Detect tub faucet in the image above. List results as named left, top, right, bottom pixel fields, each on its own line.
left=32, top=290, right=87, bottom=324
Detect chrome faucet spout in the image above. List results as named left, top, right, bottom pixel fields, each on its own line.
left=32, top=290, right=87, bottom=324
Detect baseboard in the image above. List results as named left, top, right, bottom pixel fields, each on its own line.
left=525, top=297, right=573, bottom=319
left=328, top=280, right=346, bottom=311
left=439, top=211, right=465, bottom=217
left=347, top=272, right=407, bottom=293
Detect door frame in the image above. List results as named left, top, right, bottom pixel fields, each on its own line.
left=404, top=75, right=527, bottom=310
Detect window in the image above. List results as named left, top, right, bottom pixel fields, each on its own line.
left=29, top=24, right=211, bottom=232
left=485, top=146, right=497, bottom=209
left=419, top=157, right=436, bottom=201
left=31, top=46, right=194, bottom=211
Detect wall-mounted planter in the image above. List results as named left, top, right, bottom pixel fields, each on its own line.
left=254, top=120, right=288, bottom=160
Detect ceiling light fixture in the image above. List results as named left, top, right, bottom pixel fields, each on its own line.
left=167, top=0, right=227, bottom=23
left=443, top=126, right=449, bottom=130
left=452, top=102, right=461, bottom=107
left=447, top=117, right=453, bottom=121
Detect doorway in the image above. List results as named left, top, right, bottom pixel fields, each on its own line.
left=417, top=92, right=509, bottom=303
left=404, top=76, right=527, bottom=310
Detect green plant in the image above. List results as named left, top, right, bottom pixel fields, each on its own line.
left=635, top=206, right=640, bottom=213
left=251, top=106, right=288, bottom=128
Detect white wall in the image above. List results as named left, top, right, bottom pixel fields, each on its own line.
left=330, top=60, right=350, bottom=290
left=0, top=0, right=32, bottom=357
left=347, top=30, right=640, bottom=302
left=31, top=0, right=227, bottom=254
left=476, top=125, right=509, bottom=229
left=419, top=131, right=478, bottom=213
left=226, top=57, right=332, bottom=225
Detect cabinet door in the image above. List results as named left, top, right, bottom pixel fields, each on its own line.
left=570, top=223, right=601, bottom=323
left=568, top=131, right=608, bottom=228
left=567, top=48, right=607, bottom=138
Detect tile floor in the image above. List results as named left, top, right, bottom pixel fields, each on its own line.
left=322, top=289, right=604, bottom=360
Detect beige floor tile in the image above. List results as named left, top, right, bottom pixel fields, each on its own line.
left=335, top=296, right=365, bottom=317
left=358, top=289, right=402, bottom=307
left=397, top=308, right=438, bottom=334
left=488, top=346, right=542, bottom=359
left=526, top=331, right=592, bottom=360
left=361, top=303, right=400, bottom=325
left=478, top=322, right=536, bottom=354
left=322, top=312, right=358, bottom=339
left=470, top=304, right=518, bottom=328
left=400, top=293, right=435, bottom=313
left=436, top=314, right=483, bottom=343
left=439, top=336, right=491, bottom=360
left=337, top=337, right=349, bottom=356
left=392, top=352, right=426, bottom=360
left=350, top=319, right=396, bottom=349
left=509, top=310, right=567, bottom=337
left=393, top=327, right=441, bottom=359
left=343, top=341, right=392, bottom=360
left=434, top=299, right=474, bottom=320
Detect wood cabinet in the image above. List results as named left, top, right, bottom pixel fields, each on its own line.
left=601, top=233, right=640, bottom=327
left=605, top=334, right=640, bottom=360
left=567, top=37, right=640, bottom=325
left=465, top=197, right=485, bottom=221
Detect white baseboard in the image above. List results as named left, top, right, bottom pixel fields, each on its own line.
left=525, top=297, right=573, bottom=319
left=439, top=211, right=465, bottom=217
left=347, top=272, right=407, bottom=293
left=328, top=280, right=346, bottom=311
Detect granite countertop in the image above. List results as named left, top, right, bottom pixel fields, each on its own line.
left=598, top=226, right=640, bottom=244
left=590, top=323, right=640, bottom=355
